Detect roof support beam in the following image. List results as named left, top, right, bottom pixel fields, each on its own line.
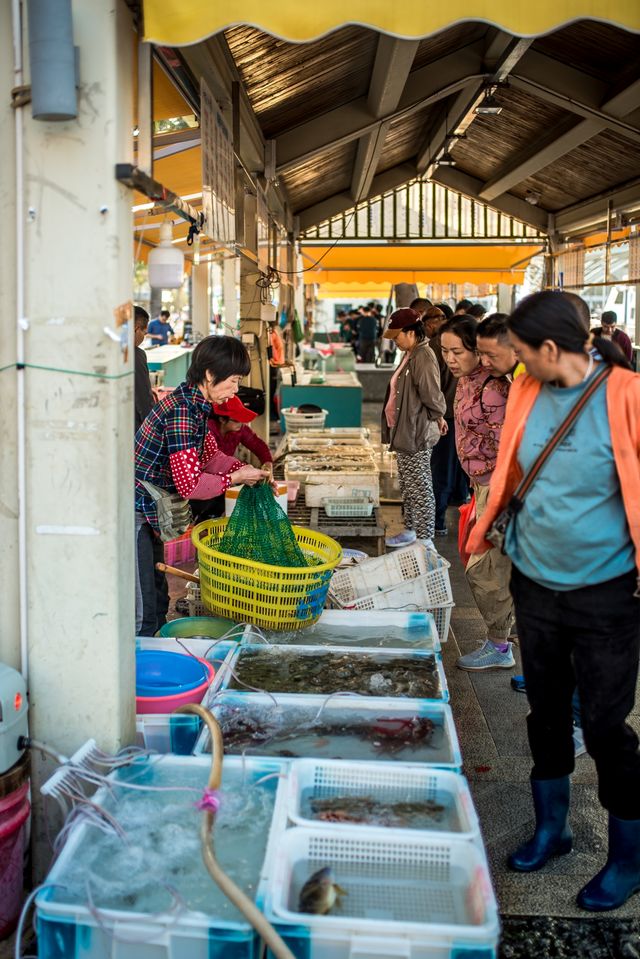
left=350, top=36, right=419, bottom=203
left=480, top=76, right=640, bottom=201
left=276, top=44, right=485, bottom=175
left=429, top=166, right=548, bottom=232
left=554, top=178, right=640, bottom=234
left=416, top=34, right=533, bottom=177
left=510, top=50, right=640, bottom=144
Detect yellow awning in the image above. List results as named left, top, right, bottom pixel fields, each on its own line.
left=301, top=244, right=543, bottom=288
left=143, top=0, right=640, bottom=45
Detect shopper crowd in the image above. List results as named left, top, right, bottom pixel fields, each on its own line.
left=380, top=291, right=640, bottom=912
left=133, top=293, right=639, bottom=913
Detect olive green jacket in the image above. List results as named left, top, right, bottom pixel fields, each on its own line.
left=381, top=341, right=446, bottom=454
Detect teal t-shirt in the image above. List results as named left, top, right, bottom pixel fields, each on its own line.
left=505, top=371, right=635, bottom=590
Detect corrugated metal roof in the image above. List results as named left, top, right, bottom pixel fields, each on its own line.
left=145, top=17, right=640, bottom=239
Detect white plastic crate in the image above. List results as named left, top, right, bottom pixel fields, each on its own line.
left=186, top=581, right=206, bottom=617
left=328, top=578, right=454, bottom=644
left=36, top=756, right=287, bottom=959
left=264, top=827, right=499, bottom=959
left=194, top=693, right=462, bottom=772
left=213, top=644, right=449, bottom=703
left=323, top=494, right=374, bottom=518
left=286, top=759, right=480, bottom=841
left=282, top=407, right=328, bottom=431
left=329, top=543, right=451, bottom=604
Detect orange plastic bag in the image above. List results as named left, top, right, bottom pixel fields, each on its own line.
left=458, top=494, right=476, bottom=568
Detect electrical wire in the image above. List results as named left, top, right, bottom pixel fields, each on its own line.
left=14, top=883, right=65, bottom=959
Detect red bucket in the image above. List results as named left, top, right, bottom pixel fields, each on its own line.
left=0, top=779, right=30, bottom=939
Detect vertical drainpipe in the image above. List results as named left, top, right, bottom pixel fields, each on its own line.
left=12, top=0, right=28, bottom=683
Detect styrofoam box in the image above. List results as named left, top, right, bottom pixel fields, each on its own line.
left=264, top=827, right=499, bottom=959
left=135, top=637, right=240, bottom=754
left=257, top=609, right=441, bottom=652
left=36, top=756, right=287, bottom=959
left=194, top=693, right=462, bottom=772
left=329, top=543, right=452, bottom=605
left=286, top=759, right=480, bottom=842
left=302, top=474, right=380, bottom=507
left=213, top=644, right=449, bottom=703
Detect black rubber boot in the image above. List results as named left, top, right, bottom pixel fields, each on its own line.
left=577, top=815, right=640, bottom=911
left=508, top=777, right=573, bottom=872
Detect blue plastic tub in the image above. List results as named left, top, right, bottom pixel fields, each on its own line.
left=135, top=650, right=209, bottom=696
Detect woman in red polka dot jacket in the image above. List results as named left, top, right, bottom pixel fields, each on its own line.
left=134, top=335, right=270, bottom=635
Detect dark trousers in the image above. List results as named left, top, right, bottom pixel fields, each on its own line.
left=358, top=339, right=376, bottom=363
left=431, top=420, right=470, bottom=529
left=135, top=514, right=169, bottom=636
left=510, top=565, right=640, bottom=818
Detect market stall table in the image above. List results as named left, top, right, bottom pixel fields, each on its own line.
left=278, top=371, right=363, bottom=428
left=143, top=344, right=193, bottom=387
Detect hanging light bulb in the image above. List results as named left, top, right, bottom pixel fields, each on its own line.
left=148, top=220, right=185, bottom=289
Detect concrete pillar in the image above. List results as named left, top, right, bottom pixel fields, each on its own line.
left=191, top=261, right=210, bottom=341
left=497, top=283, right=513, bottom=313
left=239, top=254, right=272, bottom=443
left=0, top=0, right=20, bottom=670
left=223, top=255, right=239, bottom=330
left=11, top=0, right=136, bottom=873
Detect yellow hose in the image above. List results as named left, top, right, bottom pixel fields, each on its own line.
left=174, top=703, right=296, bottom=959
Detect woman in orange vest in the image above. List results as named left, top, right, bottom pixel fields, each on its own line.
left=469, top=290, right=640, bottom=912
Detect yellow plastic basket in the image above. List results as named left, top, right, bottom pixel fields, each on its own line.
left=191, top=519, right=342, bottom=631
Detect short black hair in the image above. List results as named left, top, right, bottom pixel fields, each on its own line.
left=467, top=303, right=486, bottom=319
left=476, top=313, right=510, bottom=342
left=409, top=297, right=433, bottom=313
left=601, top=310, right=617, bottom=325
left=455, top=299, right=473, bottom=313
left=160, top=309, right=171, bottom=320
left=186, top=335, right=251, bottom=386
left=433, top=302, right=453, bottom=319
left=134, top=305, right=149, bottom=327
left=439, top=314, right=478, bottom=353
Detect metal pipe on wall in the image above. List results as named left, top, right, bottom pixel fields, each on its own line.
left=27, top=0, right=77, bottom=121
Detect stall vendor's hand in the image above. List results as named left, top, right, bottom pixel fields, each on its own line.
left=262, top=462, right=279, bottom=494
left=437, top=417, right=449, bottom=436
left=230, top=464, right=271, bottom=487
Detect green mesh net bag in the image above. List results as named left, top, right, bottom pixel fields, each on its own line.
left=218, top=483, right=309, bottom=567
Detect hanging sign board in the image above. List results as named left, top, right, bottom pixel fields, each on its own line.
left=201, top=79, right=235, bottom=246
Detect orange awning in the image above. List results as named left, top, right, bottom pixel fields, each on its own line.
left=301, top=243, right=543, bottom=288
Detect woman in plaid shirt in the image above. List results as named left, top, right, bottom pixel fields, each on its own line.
left=135, top=336, right=270, bottom=634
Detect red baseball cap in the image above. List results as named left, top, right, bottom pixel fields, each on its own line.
left=384, top=308, right=422, bottom=339
left=213, top=395, right=258, bottom=423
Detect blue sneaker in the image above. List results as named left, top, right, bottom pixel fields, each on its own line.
left=457, top=641, right=515, bottom=671
left=385, top=529, right=417, bottom=549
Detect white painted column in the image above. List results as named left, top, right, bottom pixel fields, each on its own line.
left=191, top=261, right=210, bottom=340
left=223, top=255, right=239, bottom=331
left=0, top=0, right=20, bottom=671
left=497, top=283, right=514, bottom=313
left=15, top=0, right=137, bottom=877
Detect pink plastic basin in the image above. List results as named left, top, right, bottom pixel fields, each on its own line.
left=0, top=781, right=30, bottom=939
left=135, top=657, right=215, bottom=715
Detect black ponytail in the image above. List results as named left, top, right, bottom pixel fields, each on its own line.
left=509, top=291, right=631, bottom=369
left=591, top=336, right=633, bottom=370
